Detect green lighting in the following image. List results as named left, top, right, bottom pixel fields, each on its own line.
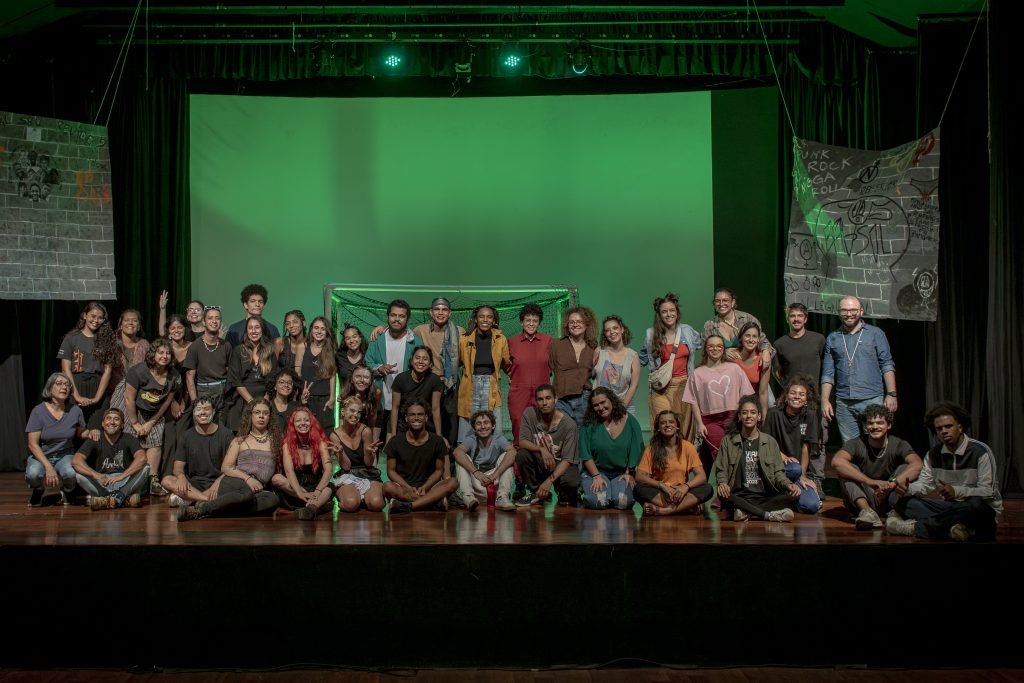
left=503, top=54, right=521, bottom=68
left=384, top=54, right=402, bottom=67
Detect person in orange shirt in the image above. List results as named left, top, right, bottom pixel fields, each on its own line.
left=635, top=410, right=714, bottom=516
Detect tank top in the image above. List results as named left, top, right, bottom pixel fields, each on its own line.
left=334, top=429, right=380, bottom=480
left=236, top=446, right=276, bottom=486
left=595, top=348, right=638, bottom=404
left=734, top=355, right=764, bottom=392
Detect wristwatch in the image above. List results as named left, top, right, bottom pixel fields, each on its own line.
left=886, top=391, right=897, bottom=397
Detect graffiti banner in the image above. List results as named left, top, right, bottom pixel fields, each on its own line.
left=784, top=130, right=941, bottom=321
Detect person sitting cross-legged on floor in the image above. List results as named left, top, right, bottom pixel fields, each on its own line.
left=381, top=400, right=459, bottom=514
left=579, top=387, right=644, bottom=510
left=161, top=398, right=231, bottom=508
left=453, top=410, right=517, bottom=512
left=886, top=401, right=1001, bottom=542
left=72, top=408, right=149, bottom=510
left=635, top=410, right=713, bottom=516
left=713, top=394, right=801, bottom=523
left=831, top=403, right=922, bottom=530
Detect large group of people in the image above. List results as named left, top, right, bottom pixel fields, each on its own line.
left=23, top=284, right=1002, bottom=542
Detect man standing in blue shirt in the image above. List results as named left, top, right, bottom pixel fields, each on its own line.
left=820, top=296, right=897, bottom=443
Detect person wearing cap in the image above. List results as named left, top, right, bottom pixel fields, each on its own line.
left=413, top=296, right=464, bottom=445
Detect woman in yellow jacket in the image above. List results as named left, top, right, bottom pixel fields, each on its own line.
left=458, top=305, right=511, bottom=444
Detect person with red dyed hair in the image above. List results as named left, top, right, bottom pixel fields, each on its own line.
left=272, top=406, right=333, bottom=520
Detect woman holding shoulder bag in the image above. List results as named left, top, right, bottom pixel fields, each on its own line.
left=639, top=293, right=702, bottom=441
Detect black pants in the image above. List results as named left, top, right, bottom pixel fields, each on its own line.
left=634, top=482, right=714, bottom=505
left=515, top=449, right=581, bottom=505
left=202, top=476, right=279, bottom=517
left=894, top=495, right=997, bottom=541
left=727, top=489, right=794, bottom=517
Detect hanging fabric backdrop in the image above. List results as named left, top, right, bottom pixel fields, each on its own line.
left=784, top=130, right=941, bottom=321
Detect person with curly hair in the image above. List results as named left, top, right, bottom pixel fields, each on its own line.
left=178, top=398, right=281, bottom=521
left=123, top=338, right=182, bottom=496
left=639, top=293, right=702, bottom=439
left=57, top=301, right=118, bottom=429
left=579, top=387, right=644, bottom=510
left=335, top=323, right=368, bottom=385
left=273, top=406, right=334, bottom=520
left=506, top=303, right=553, bottom=448
left=225, top=283, right=280, bottom=347
left=548, top=306, right=597, bottom=424
left=593, top=314, right=640, bottom=416
left=267, top=368, right=299, bottom=433
left=635, top=410, right=713, bottom=516
left=108, top=309, right=151, bottom=406
left=762, top=375, right=823, bottom=514
left=72, top=408, right=148, bottom=510
left=457, top=305, right=511, bottom=444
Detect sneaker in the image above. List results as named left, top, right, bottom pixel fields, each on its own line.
left=90, top=495, right=118, bottom=510
left=733, top=508, right=750, bottom=522
left=855, top=508, right=883, bottom=530
left=29, top=489, right=44, bottom=507
left=495, top=496, right=516, bottom=512
left=294, top=505, right=318, bottom=521
left=886, top=515, right=917, bottom=536
left=515, top=492, right=540, bottom=507
left=446, top=491, right=465, bottom=509
left=124, top=493, right=143, bottom=508
left=765, top=508, right=795, bottom=523
left=149, top=477, right=168, bottom=497
left=176, top=503, right=207, bottom=522
left=167, top=494, right=185, bottom=508
left=949, top=523, right=975, bottom=543
left=389, top=499, right=413, bottom=515
left=465, top=497, right=480, bottom=512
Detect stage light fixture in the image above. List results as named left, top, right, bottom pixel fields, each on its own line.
left=500, top=43, right=523, bottom=71
left=570, top=41, right=591, bottom=75
left=384, top=54, right=402, bottom=68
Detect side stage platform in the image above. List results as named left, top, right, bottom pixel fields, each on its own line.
left=1, top=472, right=1021, bottom=671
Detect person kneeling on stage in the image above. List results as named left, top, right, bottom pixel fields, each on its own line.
left=272, top=406, right=334, bottom=520
left=382, top=400, right=458, bottom=514
left=514, top=384, right=581, bottom=507
left=73, top=408, right=149, bottom=509
left=178, top=398, right=280, bottom=521
left=831, top=404, right=922, bottom=530
left=713, top=395, right=801, bottom=523
left=886, top=401, right=1001, bottom=542
left=328, top=396, right=386, bottom=513
left=162, top=398, right=231, bottom=509
left=635, top=410, right=713, bottom=516
left=453, top=410, right=517, bottom=511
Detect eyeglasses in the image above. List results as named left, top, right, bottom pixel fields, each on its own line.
left=186, top=306, right=203, bottom=313
left=53, top=379, right=71, bottom=387
left=204, top=305, right=221, bottom=312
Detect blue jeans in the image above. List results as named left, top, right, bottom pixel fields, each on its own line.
left=26, top=454, right=77, bottom=492
left=784, top=462, right=822, bottom=514
left=76, top=465, right=151, bottom=501
left=835, top=396, right=884, bottom=444
left=580, top=470, right=634, bottom=510
left=556, top=391, right=591, bottom=424
left=457, top=375, right=503, bottom=443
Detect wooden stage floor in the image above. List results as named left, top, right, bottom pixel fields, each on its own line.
left=0, top=472, right=1020, bottom=546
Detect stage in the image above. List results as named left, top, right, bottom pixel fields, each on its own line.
left=2, top=472, right=1022, bottom=671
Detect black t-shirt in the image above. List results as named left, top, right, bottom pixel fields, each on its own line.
left=740, top=437, right=764, bottom=494
left=391, top=371, right=443, bottom=429
left=57, top=330, right=104, bottom=375
left=335, top=352, right=363, bottom=385
left=126, top=364, right=179, bottom=414
left=183, top=340, right=232, bottom=383
left=773, top=331, right=825, bottom=386
left=77, top=433, right=142, bottom=474
left=474, top=333, right=494, bottom=375
left=763, top=406, right=820, bottom=459
left=174, top=426, right=234, bottom=489
left=383, top=431, right=447, bottom=488
left=271, top=399, right=296, bottom=433
left=840, top=435, right=915, bottom=480
left=228, top=345, right=271, bottom=397
left=299, top=347, right=331, bottom=396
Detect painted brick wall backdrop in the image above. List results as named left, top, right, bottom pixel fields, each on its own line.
left=0, top=110, right=115, bottom=300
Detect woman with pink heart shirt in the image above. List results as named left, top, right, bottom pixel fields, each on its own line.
left=682, top=334, right=754, bottom=473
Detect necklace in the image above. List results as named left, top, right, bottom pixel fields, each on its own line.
left=841, top=325, right=864, bottom=368
left=251, top=431, right=269, bottom=444
left=720, top=315, right=739, bottom=330
left=203, top=337, right=220, bottom=352
left=867, top=437, right=888, bottom=460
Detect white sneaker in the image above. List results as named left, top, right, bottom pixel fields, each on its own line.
left=733, top=508, right=750, bottom=522
left=949, top=523, right=975, bottom=542
left=855, top=508, right=883, bottom=530
left=765, top=508, right=794, bottom=523
left=886, top=515, right=917, bottom=536
left=168, top=494, right=185, bottom=508
left=495, top=496, right=516, bottom=512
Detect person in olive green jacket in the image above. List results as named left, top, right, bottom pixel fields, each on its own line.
left=713, top=394, right=801, bottom=523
